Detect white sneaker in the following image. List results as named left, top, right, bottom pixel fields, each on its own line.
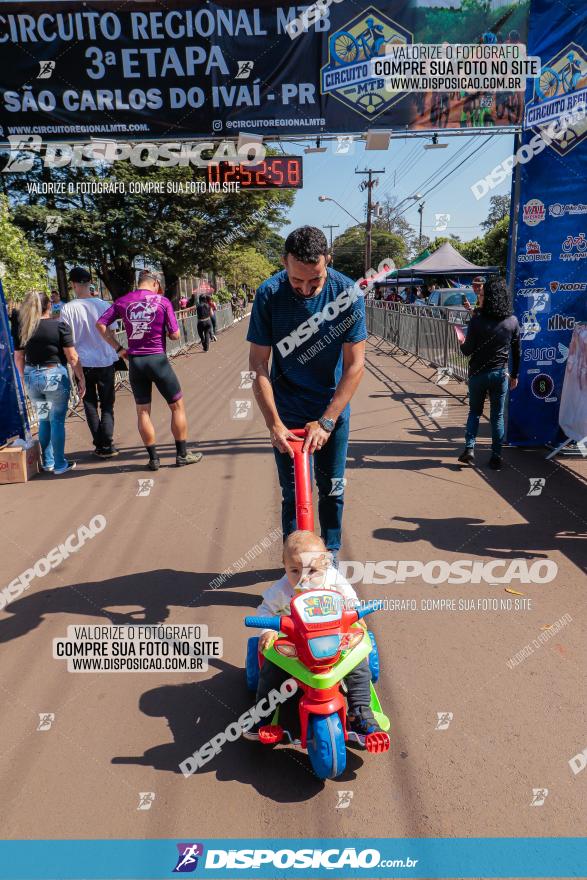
left=241, top=730, right=260, bottom=742
left=54, top=461, right=77, bottom=475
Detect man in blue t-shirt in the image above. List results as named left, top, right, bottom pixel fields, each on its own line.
left=247, top=226, right=367, bottom=562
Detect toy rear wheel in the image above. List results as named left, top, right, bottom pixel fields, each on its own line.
left=307, top=713, right=346, bottom=780
left=245, top=636, right=260, bottom=693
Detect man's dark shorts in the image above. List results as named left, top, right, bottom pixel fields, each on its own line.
left=128, top=354, right=182, bottom=405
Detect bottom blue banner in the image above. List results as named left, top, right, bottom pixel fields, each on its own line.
left=0, top=838, right=584, bottom=879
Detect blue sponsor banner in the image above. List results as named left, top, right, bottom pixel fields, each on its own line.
left=0, top=838, right=585, bottom=879
left=0, top=279, right=28, bottom=445
left=508, top=0, right=587, bottom=446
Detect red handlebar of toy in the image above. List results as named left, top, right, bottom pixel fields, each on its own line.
left=289, top=429, right=314, bottom=532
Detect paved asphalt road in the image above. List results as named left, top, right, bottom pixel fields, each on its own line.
left=0, top=317, right=585, bottom=877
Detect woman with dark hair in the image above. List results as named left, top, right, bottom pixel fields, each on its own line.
left=206, top=294, right=218, bottom=341
left=197, top=294, right=213, bottom=352
left=13, top=291, right=85, bottom=474
left=457, top=276, right=520, bottom=470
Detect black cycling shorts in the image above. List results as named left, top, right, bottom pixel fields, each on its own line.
left=128, top=354, right=182, bottom=405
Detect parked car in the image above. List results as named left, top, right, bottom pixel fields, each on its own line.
left=426, top=288, right=478, bottom=313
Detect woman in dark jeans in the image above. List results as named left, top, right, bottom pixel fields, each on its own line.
left=457, top=276, right=520, bottom=470
left=206, top=294, right=218, bottom=341
left=13, top=291, right=85, bottom=475
left=196, top=294, right=213, bottom=352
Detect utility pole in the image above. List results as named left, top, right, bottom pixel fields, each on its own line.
left=356, top=167, right=385, bottom=275
left=418, top=201, right=425, bottom=251
left=322, top=224, right=340, bottom=266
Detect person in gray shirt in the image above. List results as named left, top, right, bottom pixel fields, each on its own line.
left=61, top=267, right=122, bottom=458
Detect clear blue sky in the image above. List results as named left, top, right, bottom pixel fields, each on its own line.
left=270, top=132, right=515, bottom=248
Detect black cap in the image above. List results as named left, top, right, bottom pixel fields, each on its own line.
left=69, top=266, right=91, bottom=284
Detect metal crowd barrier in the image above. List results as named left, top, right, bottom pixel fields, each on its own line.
left=26, top=302, right=246, bottom=431
left=366, top=301, right=471, bottom=382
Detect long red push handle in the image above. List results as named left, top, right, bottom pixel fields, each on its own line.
left=288, top=428, right=314, bottom=532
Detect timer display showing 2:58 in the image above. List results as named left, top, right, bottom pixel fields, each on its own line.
left=207, top=157, right=303, bottom=189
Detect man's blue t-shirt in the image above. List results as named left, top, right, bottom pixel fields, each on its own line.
left=246, top=268, right=367, bottom=427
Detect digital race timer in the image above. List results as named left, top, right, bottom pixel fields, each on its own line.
left=207, top=156, right=303, bottom=189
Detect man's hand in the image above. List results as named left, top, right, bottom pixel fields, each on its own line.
left=117, top=348, right=128, bottom=360
left=76, top=377, right=86, bottom=399
left=270, top=422, right=298, bottom=458
left=303, top=421, right=330, bottom=453
left=509, top=377, right=518, bottom=390
left=259, top=631, right=278, bottom=652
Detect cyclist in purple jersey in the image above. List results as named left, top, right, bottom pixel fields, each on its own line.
left=96, top=270, right=203, bottom=470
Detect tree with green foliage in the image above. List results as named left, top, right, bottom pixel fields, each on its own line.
left=216, top=246, right=275, bottom=293
left=459, top=237, right=488, bottom=265
left=331, top=225, right=407, bottom=279
left=483, top=216, right=510, bottom=270
left=373, top=195, right=420, bottom=256
left=481, top=195, right=510, bottom=231
left=255, top=230, right=286, bottom=271
left=0, top=195, right=46, bottom=302
left=4, top=158, right=293, bottom=303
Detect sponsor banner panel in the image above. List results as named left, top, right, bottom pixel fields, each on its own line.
left=508, top=0, right=587, bottom=445
left=0, top=838, right=585, bottom=879
left=0, top=279, right=28, bottom=444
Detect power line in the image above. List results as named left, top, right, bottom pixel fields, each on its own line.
left=395, top=136, right=496, bottom=220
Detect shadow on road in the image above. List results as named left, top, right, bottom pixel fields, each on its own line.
left=111, top=659, right=366, bottom=802
left=0, top=568, right=283, bottom=645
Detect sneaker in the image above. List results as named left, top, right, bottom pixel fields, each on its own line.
left=40, top=464, right=54, bottom=473
left=147, top=458, right=160, bottom=472
left=54, top=461, right=77, bottom=476
left=98, top=445, right=119, bottom=458
left=489, top=454, right=502, bottom=470
left=347, top=708, right=390, bottom=752
left=457, top=448, right=475, bottom=466
left=241, top=729, right=260, bottom=742
left=176, top=451, right=203, bottom=467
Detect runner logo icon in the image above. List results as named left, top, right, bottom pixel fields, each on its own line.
left=173, top=843, right=204, bottom=873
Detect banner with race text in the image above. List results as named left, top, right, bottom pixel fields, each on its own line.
left=507, top=0, right=587, bottom=446
left=0, top=0, right=529, bottom=141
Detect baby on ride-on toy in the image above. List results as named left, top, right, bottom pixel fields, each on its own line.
left=243, top=530, right=385, bottom=746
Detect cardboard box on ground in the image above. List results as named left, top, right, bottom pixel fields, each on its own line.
left=0, top=438, right=40, bottom=484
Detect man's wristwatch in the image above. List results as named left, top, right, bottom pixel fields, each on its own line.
left=318, top=416, right=335, bottom=433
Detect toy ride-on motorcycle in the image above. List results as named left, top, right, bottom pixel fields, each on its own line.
left=244, top=429, right=390, bottom=780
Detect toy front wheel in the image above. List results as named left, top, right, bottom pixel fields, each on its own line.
left=307, top=713, right=346, bottom=780
left=368, top=632, right=380, bottom=683
left=245, top=636, right=260, bottom=693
